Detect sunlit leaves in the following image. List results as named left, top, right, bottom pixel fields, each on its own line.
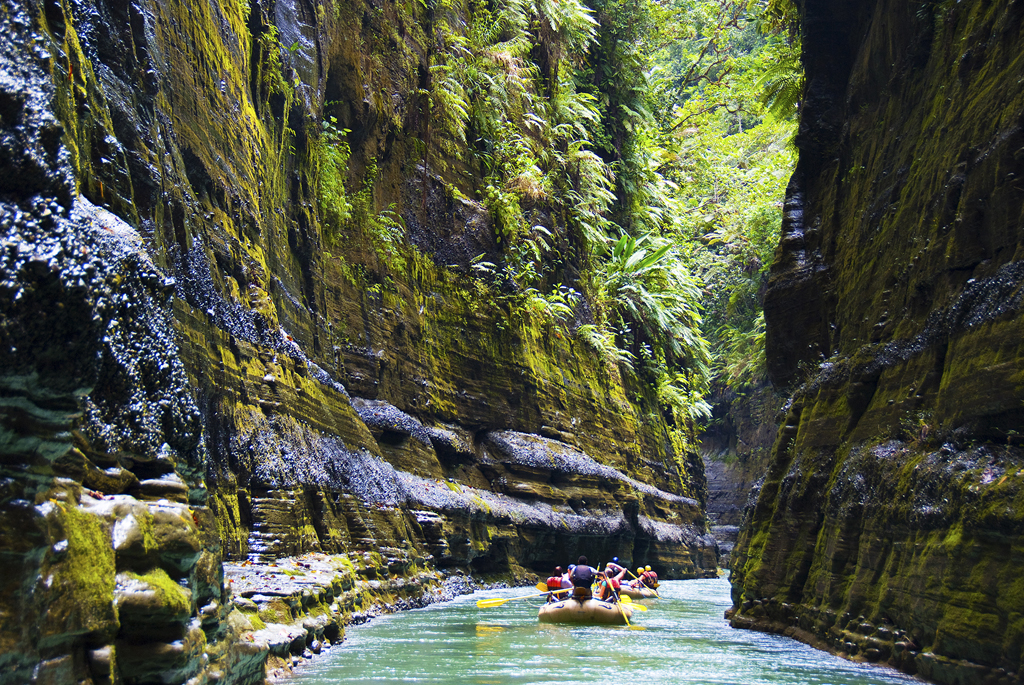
left=536, top=0, right=599, bottom=55
left=652, top=0, right=800, bottom=391
left=425, top=0, right=614, bottom=258
left=755, top=39, right=803, bottom=120
left=422, top=0, right=801, bottom=423
left=598, top=232, right=711, bottom=373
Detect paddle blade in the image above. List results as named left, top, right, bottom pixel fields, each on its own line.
left=535, top=582, right=548, bottom=591
left=619, top=595, right=632, bottom=604
left=476, top=597, right=511, bottom=608
left=477, top=590, right=549, bottom=608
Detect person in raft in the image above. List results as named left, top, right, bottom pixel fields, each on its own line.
left=569, top=556, right=598, bottom=600
left=597, top=565, right=626, bottom=602
left=629, top=567, right=647, bottom=590
left=605, top=557, right=627, bottom=576
left=641, top=565, right=659, bottom=588
left=545, top=566, right=570, bottom=602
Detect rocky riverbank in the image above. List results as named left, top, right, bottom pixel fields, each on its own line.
left=222, top=552, right=501, bottom=683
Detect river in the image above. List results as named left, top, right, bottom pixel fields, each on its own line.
left=284, top=575, right=921, bottom=684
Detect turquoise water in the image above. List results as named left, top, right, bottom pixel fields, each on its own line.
left=284, top=576, right=921, bottom=685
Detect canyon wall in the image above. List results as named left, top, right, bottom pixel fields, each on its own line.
left=700, top=384, right=782, bottom=567
left=729, top=1, right=1024, bottom=684
left=0, top=0, right=715, bottom=682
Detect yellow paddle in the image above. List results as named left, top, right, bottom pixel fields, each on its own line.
left=619, top=595, right=647, bottom=611
left=610, top=586, right=645, bottom=630
left=476, top=590, right=551, bottom=608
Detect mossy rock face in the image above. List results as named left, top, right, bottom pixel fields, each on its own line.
left=115, top=569, right=193, bottom=636
left=35, top=499, right=119, bottom=647
left=0, top=0, right=717, bottom=679
left=734, top=0, right=1024, bottom=682
left=257, top=598, right=295, bottom=625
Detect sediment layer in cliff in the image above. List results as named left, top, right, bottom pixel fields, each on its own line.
left=730, top=1, right=1024, bottom=684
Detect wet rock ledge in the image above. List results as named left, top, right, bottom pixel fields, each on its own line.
left=221, top=552, right=481, bottom=682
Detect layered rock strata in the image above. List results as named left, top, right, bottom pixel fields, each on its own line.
left=730, top=1, right=1024, bottom=684
left=0, top=0, right=716, bottom=682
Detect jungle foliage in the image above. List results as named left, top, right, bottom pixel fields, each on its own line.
left=314, top=0, right=801, bottom=440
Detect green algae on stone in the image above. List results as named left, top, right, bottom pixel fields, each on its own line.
left=37, top=500, right=118, bottom=645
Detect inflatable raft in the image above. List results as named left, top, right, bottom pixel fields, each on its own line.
left=619, top=586, right=658, bottom=600
left=538, top=598, right=633, bottom=625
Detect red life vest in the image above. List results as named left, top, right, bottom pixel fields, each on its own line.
left=597, top=577, right=621, bottom=601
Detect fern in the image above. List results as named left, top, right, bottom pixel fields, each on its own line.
left=522, top=285, right=578, bottom=325
left=576, top=323, right=635, bottom=368
left=756, top=44, right=803, bottom=120
left=428, top=57, right=471, bottom=158
left=598, top=231, right=711, bottom=373
left=257, top=25, right=290, bottom=99
left=316, top=117, right=352, bottom=242
left=716, top=310, right=768, bottom=389
left=657, top=369, right=713, bottom=424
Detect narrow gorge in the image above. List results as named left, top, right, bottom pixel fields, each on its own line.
left=1, top=0, right=1022, bottom=682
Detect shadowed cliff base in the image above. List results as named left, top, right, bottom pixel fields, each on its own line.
left=700, top=384, right=783, bottom=568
